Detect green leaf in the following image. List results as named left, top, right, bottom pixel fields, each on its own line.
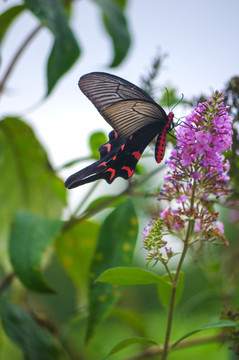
left=0, top=5, right=25, bottom=44
left=0, top=117, right=66, bottom=245
left=173, top=320, right=238, bottom=348
left=157, top=272, right=184, bottom=308
left=56, top=220, right=99, bottom=290
left=0, top=299, right=63, bottom=359
left=111, top=0, right=127, bottom=10
left=24, top=0, right=80, bottom=94
left=9, top=211, right=63, bottom=293
left=106, top=337, right=158, bottom=358
left=97, top=267, right=169, bottom=285
left=89, top=131, right=108, bottom=159
left=86, top=199, right=138, bottom=342
left=94, top=0, right=131, bottom=67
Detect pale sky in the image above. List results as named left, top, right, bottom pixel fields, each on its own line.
left=1, top=0, right=239, bottom=196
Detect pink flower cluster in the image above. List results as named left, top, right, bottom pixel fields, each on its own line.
left=143, top=92, right=232, bottom=261
left=168, top=92, right=233, bottom=182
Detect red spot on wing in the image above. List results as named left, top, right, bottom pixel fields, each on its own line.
left=114, top=131, right=118, bottom=138
left=129, top=135, right=133, bottom=140
left=132, top=151, right=141, bottom=160
left=122, top=166, right=134, bottom=178
left=112, top=155, right=116, bottom=160
left=105, top=168, right=116, bottom=180
left=121, top=144, right=125, bottom=151
left=97, top=161, right=107, bottom=167
left=103, top=143, right=111, bottom=152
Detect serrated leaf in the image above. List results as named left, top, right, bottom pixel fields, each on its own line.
left=157, top=272, right=184, bottom=308
left=24, top=0, right=80, bottom=94
left=0, top=5, right=25, bottom=44
left=9, top=211, right=63, bottom=293
left=86, top=199, right=138, bottom=342
left=56, top=220, right=99, bottom=290
left=0, top=117, right=66, bottom=247
left=173, top=320, right=239, bottom=348
left=94, top=0, right=131, bottom=67
left=0, top=299, right=63, bottom=359
left=89, top=131, right=108, bottom=159
left=106, top=337, right=158, bottom=358
left=97, top=267, right=169, bottom=285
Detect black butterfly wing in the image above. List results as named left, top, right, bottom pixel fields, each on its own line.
left=65, top=72, right=174, bottom=189
left=65, top=123, right=162, bottom=189
left=79, top=72, right=169, bottom=139
left=65, top=131, right=124, bottom=189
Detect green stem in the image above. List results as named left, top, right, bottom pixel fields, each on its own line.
left=0, top=23, right=43, bottom=95
left=162, top=180, right=197, bottom=359
left=71, top=180, right=100, bottom=217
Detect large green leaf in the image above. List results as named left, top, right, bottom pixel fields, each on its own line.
left=0, top=5, right=25, bottom=44
left=86, top=199, right=138, bottom=342
left=9, top=211, right=63, bottom=292
left=24, top=0, right=80, bottom=94
left=56, top=220, right=99, bottom=291
left=94, top=0, right=131, bottom=67
left=0, top=117, right=66, bottom=247
left=0, top=299, right=63, bottom=359
left=97, top=267, right=169, bottom=285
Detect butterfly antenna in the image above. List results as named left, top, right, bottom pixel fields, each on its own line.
left=164, top=87, right=170, bottom=112
left=171, top=93, right=184, bottom=112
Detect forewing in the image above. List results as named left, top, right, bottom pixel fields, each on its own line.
left=79, top=72, right=168, bottom=138
left=79, top=72, right=155, bottom=110
left=102, top=100, right=167, bottom=139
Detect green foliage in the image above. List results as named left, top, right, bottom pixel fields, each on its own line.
left=0, top=117, right=66, bottom=245
left=89, top=131, right=108, bottom=159
left=106, top=336, right=158, bottom=358
left=0, top=299, right=64, bottom=359
left=56, top=219, right=99, bottom=290
left=9, top=211, right=63, bottom=293
left=173, top=320, right=239, bottom=348
left=95, top=0, right=131, bottom=67
left=86, top=199, right=138, bottom=342
left=0, top=5, right=25, bottom=44
left=97, top=266, right=169, bottom=285
left=24, top=0, right=81, bottom=95
left=157, top=272, right=184, bottom=308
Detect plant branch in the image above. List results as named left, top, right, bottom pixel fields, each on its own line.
left=162, top=180, right=197, bottom=359
left=124, top=332, right=226, bottom=360
left=0, top=273, right=14, bottom=294
left=0, top=23, right=43, bottom=95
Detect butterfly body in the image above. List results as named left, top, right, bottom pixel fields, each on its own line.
left=65, top=72, right=174, bottom=189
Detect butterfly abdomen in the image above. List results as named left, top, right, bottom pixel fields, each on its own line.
left=155, top=112, right=174, bottom=164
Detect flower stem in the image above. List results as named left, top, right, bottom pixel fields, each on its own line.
left=162, top=180, right=196, bottom=359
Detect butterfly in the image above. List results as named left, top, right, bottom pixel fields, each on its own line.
left=65, top=72, right=174, bottom=189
